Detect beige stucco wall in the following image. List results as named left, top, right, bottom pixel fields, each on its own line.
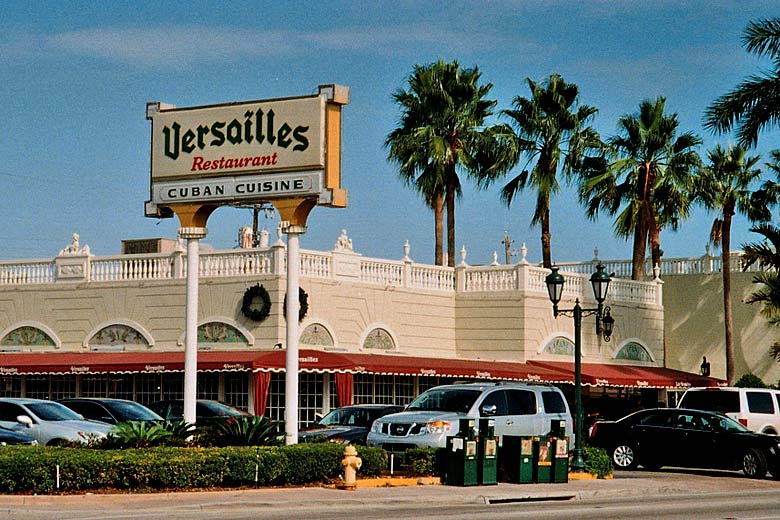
left=663, top=271, right=780, bottom=385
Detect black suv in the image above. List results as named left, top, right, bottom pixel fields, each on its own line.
left=148, top=399, right=249, bottom=424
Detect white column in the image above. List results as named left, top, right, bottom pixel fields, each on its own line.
left=284, top=225, right=305, bottom=444
left=180, top=227, right=207, bottom=425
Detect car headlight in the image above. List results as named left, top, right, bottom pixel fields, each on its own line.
left=371, top=422, right=383, bottom=433
left=425, top=420, right=452, bottom=435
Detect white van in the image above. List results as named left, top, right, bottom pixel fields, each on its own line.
left=678, top=387, right=780, bottom=435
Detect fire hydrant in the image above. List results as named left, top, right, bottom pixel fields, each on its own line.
left=340, top=444, right=362, bottom=491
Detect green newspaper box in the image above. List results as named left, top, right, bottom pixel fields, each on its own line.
left=477, top=418, right=498, bottom=485
left=444, top=418, right=478, bottom=486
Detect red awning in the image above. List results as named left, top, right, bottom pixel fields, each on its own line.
left=0, top=351, right=260, bottom=375
left=0, top=349, right=715, bottom=388
left=528, top=360, right=722, bottom=389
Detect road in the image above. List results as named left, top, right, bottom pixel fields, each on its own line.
left=0, top=469, right=778, bottom=519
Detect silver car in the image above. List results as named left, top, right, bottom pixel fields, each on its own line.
left=0, top=398, right=112, bottom=446
left=367, top=382, right=573, bottom=453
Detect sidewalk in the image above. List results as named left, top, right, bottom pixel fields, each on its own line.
left=0, top=470, right=777, bottom=513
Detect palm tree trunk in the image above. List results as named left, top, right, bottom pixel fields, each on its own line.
left=722, top=211, right=735, bottom=384
left=650, top=221, right=663, bottom=273
left=631, top=221, right=647, bottom=281
left=434, top=192, right=444, bottom=266
left=541, top=206, right=552, bottom=268
left=446, top=170, right=456, bottom=267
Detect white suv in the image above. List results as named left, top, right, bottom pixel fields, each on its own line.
left=367, top=382, right=573, bottom=453
left=678, top=387, right=780, bottom=435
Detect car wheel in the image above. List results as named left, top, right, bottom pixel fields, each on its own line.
left=612, top=444, right=638, bottom=470
left=741, top=448, right=768, bottom=478
left=46, top=439, right=66, bottom=447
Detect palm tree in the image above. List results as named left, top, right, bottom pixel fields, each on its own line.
left=743, top=223, right=780, bottom=363
left=498, top=73, right=602, bottom=268
left=580, top=97, right=701, bottom=280
left=385, top=59, right=513, bottom=266
left=704, top=17, right=780, bottom=147
left=695, top=145, right=769, bottom=383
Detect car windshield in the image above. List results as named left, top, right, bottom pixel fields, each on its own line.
left=198, top=401, right=244, bottom=417
left=26, top=402, right=84, bottom=421
left=406, top=389, right=482, bottom=413
left=105, top=401, right=162, bottom=421
left=319, top=408, right=374, bottom=427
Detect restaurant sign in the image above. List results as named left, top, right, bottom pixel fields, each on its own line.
left=145, top=85, right=348, bottom=216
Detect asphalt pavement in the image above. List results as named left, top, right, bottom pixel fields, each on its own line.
left=0, top=470, right=778, bottom=519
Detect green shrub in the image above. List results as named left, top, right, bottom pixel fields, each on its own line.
left=735, top=373, right=768, bottom=388
left=102, top=421, right=173, bottom=449
left=402, top=447, right=441, bottom=476
left=210, top=416, right=283, bottom=447
left=0, top=443, right=387, bottom=494
left=583, top=445, right=613, bottom=479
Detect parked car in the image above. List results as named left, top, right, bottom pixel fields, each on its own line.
left=367, top=382, right=572, bottom=454
left=300, top=404, right=404, bottom=444
left=0, top=425, right=37, bottom=445
left=0, top=398, right=113, bottom=446
left=589, top=407, right=780, bottom=478
left=678, top=386, right=780, bottom=434
left=148, top=399, right=249, bottom=424
left=58, top=398, right=163, bottom=425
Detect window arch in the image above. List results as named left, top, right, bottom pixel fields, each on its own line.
left=615, top=341, right=653, bottom=362
left=87, top=322, right=151, bottom=351
left=300, top=323, right=334, bottom=347
left=543, top=336, right=575, bottom=356
left=198, top=321, right=250, bottom=348
left=0, top=324, right=57, bottom=350
left=362, top=327, right=395, bottom=351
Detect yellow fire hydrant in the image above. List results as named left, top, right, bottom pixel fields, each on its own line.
left=340, top=444, right=362, bottom=491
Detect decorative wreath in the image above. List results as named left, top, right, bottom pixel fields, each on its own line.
left=241, top=284, right=272, bottom=322
left=283, top=287, right=309, bottom=322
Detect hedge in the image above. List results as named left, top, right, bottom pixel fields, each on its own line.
left=0, top=443, right=387, bottom=494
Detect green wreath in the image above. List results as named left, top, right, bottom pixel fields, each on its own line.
left=283, top=287, right=309, bottom=322
left=241, top=284, right=272, bottom=322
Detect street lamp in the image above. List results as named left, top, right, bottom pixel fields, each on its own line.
left=545, top=263, right=613, bottom=472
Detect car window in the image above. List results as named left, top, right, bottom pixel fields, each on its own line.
left=406, top=389, right=482, bottom=413
left=65, top=402, right=106, bottom=421
left=104, top=401, right=161, bottom=421
left=26, top=402, right=83, bottom=421
left=0, top=402, right=26, bottom=422
left=480, top=391, right=509, bottom=416
left=674, top=412, right=698, bottom=430
left=541, top=391, right=566, bottom=413
left=746, top=391, right=775, bottom=414
left=679, top=390, right=739, bottom=413
left=638, top=411, right=672, bottom=427
left=506, top=390, right=537, bottom=415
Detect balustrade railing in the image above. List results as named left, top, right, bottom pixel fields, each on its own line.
left=0, top=260, right=54, bottom=285
left=0, top=244, right=668, bottom=305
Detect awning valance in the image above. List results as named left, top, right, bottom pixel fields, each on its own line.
left=528, top=360, right=722, bottom=389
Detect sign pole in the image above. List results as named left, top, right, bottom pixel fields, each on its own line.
left=284, top=225, right=304, bottom=444
left=180, top=226, right=207, bottom=424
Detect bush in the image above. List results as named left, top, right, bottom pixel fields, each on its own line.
left=735, top=373, right=769, bottom=388
left=0, top=444, right=388, bottom=493
left=210, top=416, right=283, bottom=447
left=401, top=447, right=441, bottom=476
left=583, top=445, right=613, bottom=479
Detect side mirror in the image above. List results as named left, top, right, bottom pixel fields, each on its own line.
left=481, top=404, right=497, bottom=416
left=16, top=415, right=33, bottom=427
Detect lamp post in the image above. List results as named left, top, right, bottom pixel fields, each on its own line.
left=545, top=263, right=614, bottom=472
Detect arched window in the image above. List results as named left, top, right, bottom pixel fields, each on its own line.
left=198, top=321, right=249, bottom=347
left=363, top=328, right=394, bottom=351
left=616, top=341, right=652, bottom=362
left=1, top=326, right=55, bottom=349
left=543, top=336, right=574, bottom=356
left=300, top=323, right=334, bottom=347
left=89, top=324, right=149, bottom=350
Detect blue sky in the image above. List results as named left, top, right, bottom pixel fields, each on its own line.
left=1, top=0, right=779, bottom=266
